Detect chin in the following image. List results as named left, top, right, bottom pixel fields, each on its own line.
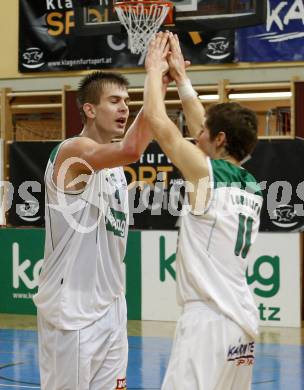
left=114, top=127, right=126, bottom=137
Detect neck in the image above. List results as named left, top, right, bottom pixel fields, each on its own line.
left=79, top=125, right=112, bottom=144
left=217, top=150, right=240, bottom=166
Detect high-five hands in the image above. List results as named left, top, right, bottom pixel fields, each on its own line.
left=167, top=33, right=189, bottom=84
left=145, top=31, right=190, bottom=85
left=145, top=31, right=170, bottom=76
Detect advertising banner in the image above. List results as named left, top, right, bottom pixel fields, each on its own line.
left=8, top=139, right=304, bottom=232
left=0, top=228, right=301, bottom=326
left=126, top=142, right=182, bottom=230
left=140, top=231, right=302, bottom=327
left=141, top=231, right=181, bottom=321
left=19, top=0, right=234, bottom=72
left=0, top=140, right=4, bottom=225
left=248, top=232, right=301, bottom=327
left=0, top=228, right=143, bottom=319
left=0, top=228, right=45, bottom=314
left=8, top=141, right=182, bottom=230
left=236, top=0, right=304, bottom=62
left=8, top=142, right=59, bottom=227
left=244, top=139, right=304, bottom=232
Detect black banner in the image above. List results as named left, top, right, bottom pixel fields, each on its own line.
left=244, top=139, right=304, bottom=232
left=8, top=141, right=59, bottom=227
left=8, top=141, right=182, bottom=229
left=10, top=139, right=303, bottom=231
left=18, top=0, right=234, bottom=72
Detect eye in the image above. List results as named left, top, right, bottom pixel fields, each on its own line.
left=110, top=97, right=119, bottom=104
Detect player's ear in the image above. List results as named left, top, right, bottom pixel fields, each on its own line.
left=216, top=131, right=226, bottom=147
left=83, top=103, right=96, bottom=119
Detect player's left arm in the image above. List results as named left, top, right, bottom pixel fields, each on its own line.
left=167, top=34, right=206, bottom=140
left=144, top=32, right=209, bottom=185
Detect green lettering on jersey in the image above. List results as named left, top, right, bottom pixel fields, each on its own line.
left=105, top=208, right=127, bottom=237
left=234, top=213, right=253, bottom=259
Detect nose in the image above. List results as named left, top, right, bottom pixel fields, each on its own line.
left=119, top=100, right=129, bottom=112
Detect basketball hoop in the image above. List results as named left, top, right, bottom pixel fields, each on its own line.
left=114, top=0, right=173, bottom=55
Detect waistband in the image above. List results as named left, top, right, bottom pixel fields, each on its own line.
left=183, top=300, right=221, bottom=314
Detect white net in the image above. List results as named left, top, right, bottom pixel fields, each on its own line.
left=115, top=1, right=171, bottom=55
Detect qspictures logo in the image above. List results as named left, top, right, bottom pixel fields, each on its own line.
left=21, top=47, right=45, bottom=69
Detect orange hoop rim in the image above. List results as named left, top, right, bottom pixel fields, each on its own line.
left=114, top=0, right=173, bottom=10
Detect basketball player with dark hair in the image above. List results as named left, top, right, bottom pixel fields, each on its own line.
left=144, top=32, right=262, bottom=390
left=33, top=71, right=152, bottom=390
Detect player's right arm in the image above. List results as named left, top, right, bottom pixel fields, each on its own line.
left=53, top=109, right=150, bottom=191
left=167, top=34, right=206, bottom=140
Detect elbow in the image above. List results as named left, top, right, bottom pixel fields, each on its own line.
left=144, top=113, right=170, bottom=137
left=123, top=143, right=142, bottom=164
left=143, top=109, right=165, bottom=128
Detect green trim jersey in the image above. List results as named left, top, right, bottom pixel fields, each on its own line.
left=33, top=142, right=129, bottom=330
left=176, top=158, right=263, bottom=338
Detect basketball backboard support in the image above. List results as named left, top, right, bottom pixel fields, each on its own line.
left=73, top=0, right=267, bottom=36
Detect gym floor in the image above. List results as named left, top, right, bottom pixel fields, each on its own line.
left=0, top=314, right=304, bottom=389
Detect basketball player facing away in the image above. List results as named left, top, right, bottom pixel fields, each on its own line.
left=33, top=72, right=153, bottom=390
left=144, top=32, right=263, bottom=390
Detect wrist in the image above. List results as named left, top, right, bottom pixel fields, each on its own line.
left=177, top=78, right=197, bottom=101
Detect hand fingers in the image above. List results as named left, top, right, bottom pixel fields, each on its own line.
left=163, top=42, right=170, bottom=57
left=154, top=31, right=170, bottom=52
left=169, top=32, right=182, bottom=54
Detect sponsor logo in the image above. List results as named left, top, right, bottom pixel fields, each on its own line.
left=250, top=0, right=304, bottom=43
left=21, top=48, right=45, bottom=69
left=206, top=37, right=230, bottom=60
left=227, top=340, right=255, bottom=366
left=18, top=200, right=40, bottom=222
left=13, top=242, right=43, bottom=290
left=272, top=204, right=298, bottom=228
left=116, top=378, right=126, bottom=389
left=105, top=207, right=127, bottom=237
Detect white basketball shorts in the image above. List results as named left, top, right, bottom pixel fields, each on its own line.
left=161, top=301, right=255, bottom=390
left=37, top=294, right=128, bottom=390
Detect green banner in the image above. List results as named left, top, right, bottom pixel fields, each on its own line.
left=0, top=228, right=45, bottom=314
left=0, top=228, right=142, bottom=318
left=125, top=230, right=141, bottom=320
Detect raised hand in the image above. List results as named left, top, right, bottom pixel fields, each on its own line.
left=145, top=31, right=170, bottom=76
left=167, top=33, right=189, bottom=84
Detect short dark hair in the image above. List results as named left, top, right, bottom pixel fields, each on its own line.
left=77, top=71, right=129, bottom=123
left=206, top=102, right=258, bottom=161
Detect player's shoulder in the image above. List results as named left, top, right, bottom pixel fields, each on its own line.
left=210, top=159, right=262, bottom=196
left=56, top=136, right=99, bottom=159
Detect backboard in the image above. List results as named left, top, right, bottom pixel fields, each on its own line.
left=73, top=0, right=266, bottom=35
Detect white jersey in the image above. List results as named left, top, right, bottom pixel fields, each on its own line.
left=177, top=158, right=263, bottom=338
left=33, top=141, right=129, bottom=330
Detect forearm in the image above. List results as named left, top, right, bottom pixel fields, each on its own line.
left=181, top=96, right=206, bottom=139
left=143, top=71, right=171, bottom=144
left=122, top=108, right=153, bottom=158
left=176, top=78, right=206, bottom=139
